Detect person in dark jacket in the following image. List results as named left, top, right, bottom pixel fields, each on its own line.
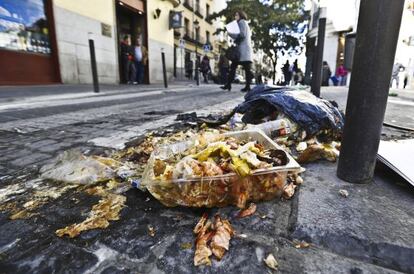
left=218, top=52, right=229, bottom=84
left=120, top=35, right=136, bottom=84
left=321, top=61, right=332, bottom=86
left=282, top=61, right=291, bottom=86
left=221, top=10, right=254, bottom=92
left=200, top=55, right=211, bottom=84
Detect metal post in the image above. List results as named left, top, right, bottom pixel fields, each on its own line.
left=337, top=0, right=405, bottom=183
left=310, top=7, right=326, bottom=97
left=88, top=39, right=99, bottom=93
left=195, top=43, right=200, bottom=86
left=161, top=49, right=168, bottom=88
left=181, top=47, right=184, bottom=80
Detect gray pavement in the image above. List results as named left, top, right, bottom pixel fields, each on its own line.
left=0, top=84, right=413, bottom=273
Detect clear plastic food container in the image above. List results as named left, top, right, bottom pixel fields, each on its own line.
left=141, top=130, right=301, bottom=208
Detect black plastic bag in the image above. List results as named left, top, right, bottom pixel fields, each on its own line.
left=236, top=85, right=344, bottom=137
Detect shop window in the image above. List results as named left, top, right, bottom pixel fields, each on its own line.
left=0, top=0, right=51, bottom=54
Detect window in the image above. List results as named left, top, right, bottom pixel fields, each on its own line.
left=0, top=0, right=51, bottom=54
left=206, top=31, right=210, bottom=43
left=195, top=0, right=200, bottom=13
left=206, top=4, right=210, bottom=18
left=184, top=18, right=190, bottom=37
left=195, top=27, right=200, bottom=42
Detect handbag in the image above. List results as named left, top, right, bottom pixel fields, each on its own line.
left=225, top=45, right=240, bottom=62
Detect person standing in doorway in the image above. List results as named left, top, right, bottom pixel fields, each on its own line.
left=134, top=38, right=148, bottom=84
left=221, top=10, right=254, bottom=92
left=186, top=59, right=193, bottom=80
left=120, top=35, right=136, bottom=84
left=321, top=61, right=332, bottom=86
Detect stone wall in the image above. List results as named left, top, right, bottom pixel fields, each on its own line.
left=53, top=6, right=118, bottom=84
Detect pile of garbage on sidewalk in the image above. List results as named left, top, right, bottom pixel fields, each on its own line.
left=1, top=85, right=345, bottom=268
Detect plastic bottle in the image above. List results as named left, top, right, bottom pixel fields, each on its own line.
left=246, top=119, right=296, bottom=137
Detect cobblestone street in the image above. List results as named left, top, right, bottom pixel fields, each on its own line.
left=0, top=84, right=413, bottom=273
left=0, top=84, right=244, bottom=177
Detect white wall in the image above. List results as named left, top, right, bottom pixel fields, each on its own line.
left=323, top=24, right=339, bottom=73
left=53, top=6, right=118, bottom=84
left=146, top=0, right=175, bottom=83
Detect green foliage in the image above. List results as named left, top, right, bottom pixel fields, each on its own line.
left=210, top=0, right=308, bottom=81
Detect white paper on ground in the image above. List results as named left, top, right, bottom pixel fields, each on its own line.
left=226, top=20, right=240, bottom=34
left=377, top=139, right=414, bottom=186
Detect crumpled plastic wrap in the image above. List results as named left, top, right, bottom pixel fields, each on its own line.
left=142, top=130, right=301, bottom=208
left=40, top=151, right=117, bottom=184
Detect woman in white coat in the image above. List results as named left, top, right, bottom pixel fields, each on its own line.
left=221, top=11, right=254, bottom=92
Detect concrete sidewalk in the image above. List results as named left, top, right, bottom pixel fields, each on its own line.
left=0, top=81, right=202, bottom=102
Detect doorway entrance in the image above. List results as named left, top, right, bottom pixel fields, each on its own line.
left=115, top=0, right=148, bottom=84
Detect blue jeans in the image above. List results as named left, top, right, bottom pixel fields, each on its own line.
left=135, top=61, right=144, bottom=84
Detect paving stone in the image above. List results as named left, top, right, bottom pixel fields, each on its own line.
left=25, top=139, right=57, bottom=150
left=2, top=148, right=33, bottom=161
left=9, top=152, right=51, bottom=167
left=0, top=165, right=7, bottom=176
left=37, top=143, right=71, bottom=153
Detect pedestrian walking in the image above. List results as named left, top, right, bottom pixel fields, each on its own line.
left=200, top=55, right=211, bottom=84
left=134, top=38, right=148, bottom=84
left=282, top=61, right=292, bottom=86
left=321, top=61, right=332, bottom=86
left=221, top=11, right=254, bottom=92
left=120, top=35, right=136, bottom=84
left=294, top=68, right=304, bottom=85
left=255, top=69, right=263, bottom=85
left=336, top=63, right=347, bottom=86
left=403, top=73, right=408, bottom=89
left=390, top=62, right=404, bottom=88
left=218, top=52, right=229, bottom=84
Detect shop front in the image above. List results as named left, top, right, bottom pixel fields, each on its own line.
left=116, top=0, right=148, bottom=84
left=0, top=0, right=60, bottom=85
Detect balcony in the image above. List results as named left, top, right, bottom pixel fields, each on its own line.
left=174, top=29, right=181, bottom=37
left=183, top=33, right=206, bottom=47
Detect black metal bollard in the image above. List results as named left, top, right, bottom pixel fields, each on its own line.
left=195, top=58, right=200, bottom=86
left=88, top=39, right=99, bottom=93
left=337, top=0, right=405, bottom=183
left=310, top=7, right=326, bottom=97
left=161, top=50, right=168, bottom=88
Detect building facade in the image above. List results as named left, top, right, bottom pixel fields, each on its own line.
left=306, top=0, right=414, bottom=89
left=172, top=0, right=224, bottom=81
left=305, top=0, right=359, bottom=86
left=0, top=0, right=192, bottom=85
